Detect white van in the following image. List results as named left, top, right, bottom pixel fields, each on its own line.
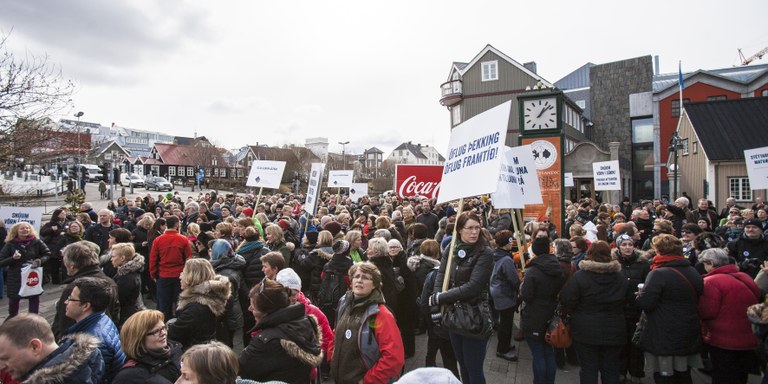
left=78, top=164, right=103, bottom=182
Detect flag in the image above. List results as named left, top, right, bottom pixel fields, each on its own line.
left=678, top=61, right=685, bottom=91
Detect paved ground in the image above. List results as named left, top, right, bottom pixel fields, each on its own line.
left=5, top=182, right=762, bottom=383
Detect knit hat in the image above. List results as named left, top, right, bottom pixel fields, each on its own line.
left=744, top=218, right=762, bottom=228
left=531, top=237, right=550, bottom=256
left=396, top=368, right=461, bottom=384
left=332, top=239, right=350, bottom=255
left=324, top=221, right=343, bottom=237
left=275, top=268, right=302, bottom=291
left=682, top=223, right=702, bottom=235
left=241, top=207, right=254, bottom=218
left=445, top=206, right=457, bottom=217
left=305, top=230, right=319, bottom=244
left=615, top=233, right=633, bottom=247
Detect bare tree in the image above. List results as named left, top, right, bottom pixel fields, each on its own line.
left=0, top=34, right=75, bottom=166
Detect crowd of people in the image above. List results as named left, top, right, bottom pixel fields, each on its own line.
left=0, top=190, right=768, bottom=383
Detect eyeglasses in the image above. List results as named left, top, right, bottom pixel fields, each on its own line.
left=146, top=325, right=168, bottom=337
left=65, top=297, right=81, bottom=302
left=258, top=280, right=276, bottom=306
left=352, top=273, right=373, bottom=281
left=462, top=226, right=482, bottom=232
left=681, top=230, right=692, bottom=234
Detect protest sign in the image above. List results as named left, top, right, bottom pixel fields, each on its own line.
left=492, top=145, right=543, bottom=209
left=745, top=146, right=768, bottom=190
left=0, top=206, right=44, bottom=231
left=327, top=170, right=354, bottom=188
left=521, top=136, right=563, bottom=234
left=349, top=183, right=369, bottom=202
left=304, top=163, right=325, bottom=215
left=395, top=165, right=442, bottom=200
left=592, top=160, right=621, bottom=191
left=564, top=172, right=574, bottom=187
left=246, top=160, right=286, bottom=189
left=437, top=101, right=510, bottom=204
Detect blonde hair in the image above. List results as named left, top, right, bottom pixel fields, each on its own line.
left=181, top=341, right=239, bottom=384
left=345, top=230, right=362, bottom=249
left=181, top=258, right=216, bottom=288
left=651, top=233, right=683, bottom=256
left=265, top=224, right=284, bottom=243
left=111, top=243, right=136, bottom=261
left=138, top=215, right=155, bottom=230
left=317, top=230, right=333, bottom=247
left=366, top=237, right=388, bottom=258
left=120, top=310, right=164, bottom=360
left=216, top=222, right=233, bottom=237
left=5, top=222, right=38, bottom=243
left=187, top=223, right=201, bottom=238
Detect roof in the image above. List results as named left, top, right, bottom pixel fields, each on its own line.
left=685, top=97, right=768, bottom=161
left=365, top=147, right=384, bottom=154
left=249, top=145, right=301, bottom=163
left=654, top=63, right=768, bottom=93
left=90, top=140, right=129, bottom=157
left=447, top=44, right=554, bottom=87
left=152, top=143, right=227, bottom=166
left=555, top=63, right=595, bottom=90
left=563, top=88, right=592, bottom=119
left=393, top=142, right=428, bottom=159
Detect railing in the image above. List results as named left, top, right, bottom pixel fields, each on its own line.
left=440, top=79, right=463, bottom=97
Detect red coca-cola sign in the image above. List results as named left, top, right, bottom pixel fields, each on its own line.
left=395, top=165, right=443, bottom=200
left=26, top=270, right=40, bottom=286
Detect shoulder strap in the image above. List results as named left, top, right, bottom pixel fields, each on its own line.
left=664, top=267, right=697, bottom=299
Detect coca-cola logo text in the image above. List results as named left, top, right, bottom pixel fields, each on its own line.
left=395, top=165, right=444, bottom=200
left=26, top=271, right=40, bottom=287
left=398, top=176, right=441, bottom=199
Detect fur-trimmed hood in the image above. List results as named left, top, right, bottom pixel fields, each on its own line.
left=115, top=254, right=145, bottom=278
left=177, top=275, right=230, bottom=316
left=24, top=333, right=103, bottom=384
left=578, top=259, right=622, bottom=273
left=279, top=313, right=324, bottom=367
left=406, top=254, right=440, bottom=271
left=313, top=246, right=333, bottom=261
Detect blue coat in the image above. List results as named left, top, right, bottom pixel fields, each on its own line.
left=24, top=333, right=105, bottom=384
left=65, top=312, right=126, bottom=382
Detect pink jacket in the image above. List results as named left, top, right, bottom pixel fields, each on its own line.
left=699, top=265, right=761, bottom=350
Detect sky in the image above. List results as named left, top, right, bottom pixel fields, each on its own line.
left=2, top=0, right=767, bottom=158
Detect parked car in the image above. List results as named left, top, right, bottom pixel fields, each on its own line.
left=145, top=176, right=172, bottom=191
left=120, top=173, right=145, bottom=187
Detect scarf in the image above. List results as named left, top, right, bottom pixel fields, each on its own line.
left=145, top=345, right=172, bottom=360
left=65, top=232, right=83, bottom=242
left=237, top=240, right=264, bottom=254
left=650, top=254, right=686, bottom=270
left=12, top=235, right=36, bottom=248
left=350, top=249, right=363, bottom=263
left=453, top=240, right=476, bottom=258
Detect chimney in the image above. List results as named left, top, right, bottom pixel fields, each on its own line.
left=523, top=61, right=537, bottom=74
left=654, top=55, right=660, bottom=76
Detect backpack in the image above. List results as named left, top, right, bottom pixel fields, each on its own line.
left=317, top=266, right=349, bottom=326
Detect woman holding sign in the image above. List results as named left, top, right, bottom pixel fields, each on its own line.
left=428, top=211, right=494, bottom=384
left=0, top=222, right=51, bottom=317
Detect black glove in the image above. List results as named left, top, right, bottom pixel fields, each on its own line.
left=431, top=310, right=443, bottom=325
left=428, top=292, right=441, bottom=307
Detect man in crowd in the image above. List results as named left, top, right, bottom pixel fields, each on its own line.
left=150, top=215, right=192, bottom=321
left=62, top=277, right=126, bottom=381
left=182, top=201, right=199, bottom=233
left=727, top=217, right=768, bottom=278
left=692, top=198, right=719, bottom=230
left=719, top=197, right=742, bottom=221
left=84, top=209, right=119, bottom=255
left=80, top=202, right=98, bottom=222
left=416, top=199, right=440, bottom=239
left=0, top=313, right=104, bottom=383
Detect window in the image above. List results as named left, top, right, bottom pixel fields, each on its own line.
left=186, top=167, right=194, bottom=176
left=452, top=105, right=461, bottom=126
left=576, top=100, right=586, bottom=109
left=682, top=139, right=689, bottom=155
left=631, top=118, right=654, bottom=143
left=481, top=61, right=498, bottom=81
left=671, top=99, right=690, bottom=117
left=729, top=177, right=752, bottom=201
left=693, top=141, right=698, bottom=154
left=168, top=167, right=175, bottom=176
left=707, top=95, right=726, bottom=101
left=178, top=166, right=185, bottom=176
left=762, top=90, right=768, bottom=97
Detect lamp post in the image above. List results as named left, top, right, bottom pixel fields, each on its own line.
left=668, top=131, right=684, bottom=200
left=338, top=141, right=349, bottom=169
left=74, top=111, right=84, bottom=192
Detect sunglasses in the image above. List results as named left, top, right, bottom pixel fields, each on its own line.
left=258, top=280, right=276, bottom=306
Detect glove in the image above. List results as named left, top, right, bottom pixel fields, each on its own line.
left=431, top=310, right=443, bottom=325
left=32, top=259, right=42, bottom=268
left=428, top=292, right=441, bottom=307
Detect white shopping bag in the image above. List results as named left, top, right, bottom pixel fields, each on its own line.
left=18, top=264, right=44, bottom=297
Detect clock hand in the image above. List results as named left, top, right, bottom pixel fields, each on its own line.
left=536, top=106, right=548, bottom=118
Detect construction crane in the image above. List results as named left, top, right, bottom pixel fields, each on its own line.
left=739, top=47, right=768, bottom=65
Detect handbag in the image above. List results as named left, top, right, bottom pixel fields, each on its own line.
left=632, top=311, right=647, bottom=346
left=19, top=264, right=44, bottom=297
left=545, top=308, right=572, bottom=348
left=442, top=298, right=494, bottom=340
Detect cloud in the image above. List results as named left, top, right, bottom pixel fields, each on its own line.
left=206, top=97, right=273, bottom=115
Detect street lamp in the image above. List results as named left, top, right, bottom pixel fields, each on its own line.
left=338, top=141, right=349, bottom=169
left=668, top=131, right=684, bottom=200
left=74, top=111, right=84, bottom=191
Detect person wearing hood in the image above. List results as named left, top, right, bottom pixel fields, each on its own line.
left=613, top=233, right=650, bottom=382
left=428, top=212, right=494, bottom=384
left=317, top=239, right=354, bottom=326
left=168, top=258, right=230, bottom=351
left=210, top=238, right=246, bottom=347
left=294, top=229, right=319, bottom=292
left=407, top=239, right=442, bottom=298
left=727, top=218, right=768, bottom=278
left=110, top=243, right=146, bottom=328
left=331, top=261, right=404, bottom=384
left=560, top=240, right=629, bottom=384
left=367, top=237, right=400, bottom=310
left=520, top=234, right=566, bottom=384
left=238, top=279, right=323, bottom=383
left=490, top=230, right=521, bottom=362
left=298, top=230, right=334, bottom=303
left=235, top=226, right=269, bottom=345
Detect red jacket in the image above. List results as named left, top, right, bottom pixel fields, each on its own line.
left=297, top=292, right=335, bottom=362
left=363, top=304, right=404, bottom=384
left=149, top=229, right=192, bottom=279
left=698, top=264, right=761, bottom=350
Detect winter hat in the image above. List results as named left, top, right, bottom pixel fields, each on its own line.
left=305, top=230, right=319, bottom=245
left=210, top=239, right=233, bottom=261
left=199, top=222, right=214, bottom=233
left=275, top=268, right=302, bottom=291
left=615, top=233, right=633, bottom=247
left=531, top=237, right=550, bottom=256
left=324, top=221, right=343, bottom=237
left=278, top=219, right=291, bottom=231
left=494, top=230, right=515, bottom=248
left=682, top=223, right=702, bottom=235
left=332, top=239, right=350, bottom=255
left=133, top=208, right=145, bottom=218
left=445, top=206, right=457, bottom=218
left=241, top=207, right=254, bottom=218
left=396, top=367, right=461, bottom=384
left=744, top=218, right=762, bottom=228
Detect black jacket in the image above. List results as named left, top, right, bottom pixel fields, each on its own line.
left=212, top=255, right=246, bottom=332
left=111, top=340, right=182, bottom=384
left=239, top=303, right=322, bottom=383
left=370, top=255, right=400, bottom=311
left=23, top=333, right=105, bottom=384
left=114, top=255, right=146, bottom=327
left=0, top=238, right=51, bottom=299
left=132, top=226, right=150, bottom=258
left=727, top=233, right=768, bottom=278
left=615, top=249, right=650, bottom=320
left=520, top=254, right=565, bottom=337
left=53, top=265, right=120, bottom=340
left=298, top=245, right=333, bottom=299
left=168, top=275, right=229, bottom=350
left=84, top=224, right=119, bottom=255
left=560, top=260, right=629, bottom=346
left=239, top=240, right=269, bottom=289
left=635, top=259, right=703, bottom=356
left=432, top=244, right=494, bottom=305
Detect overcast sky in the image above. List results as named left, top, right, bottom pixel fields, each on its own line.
left=2, top=0, right=767, bottom=158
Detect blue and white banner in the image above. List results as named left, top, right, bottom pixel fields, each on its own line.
left=304, top=163, right=325, bottom=216
left=592, top=160, right=621, bottom=191
left=327, top=170, right=354, bottom=188
left=492, top=145, right=542, bottom=209
left=349, top=183, right=369, bottom=203
left=745, top=146, right=768, bottom=190
left=246, top=160, right=286, bottom=189
left=0, top=206, right=44, bottom=231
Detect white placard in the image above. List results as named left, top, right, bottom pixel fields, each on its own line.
left=327, top=170, right=354, bottom=188
left=492, top=145, right=543, bottom=209
left=437, top=101, right=510, bottom=204
left=745, top=146, right=768, bottom=190
left=0, top=206, right=45, bottom=232
left=592, top=160, right=621, bottom=191
left=246, top=160, right=287, bottom=189
left=583, top=221, right=598, bottom=242
left=349, top=183, right=369, bottom=202
left=564, top=172, right=574, bottom=187
left=304, top=163, right=325, bottom=216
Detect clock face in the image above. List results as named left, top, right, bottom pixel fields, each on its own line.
left=523, top=98, right=558, bottom=130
